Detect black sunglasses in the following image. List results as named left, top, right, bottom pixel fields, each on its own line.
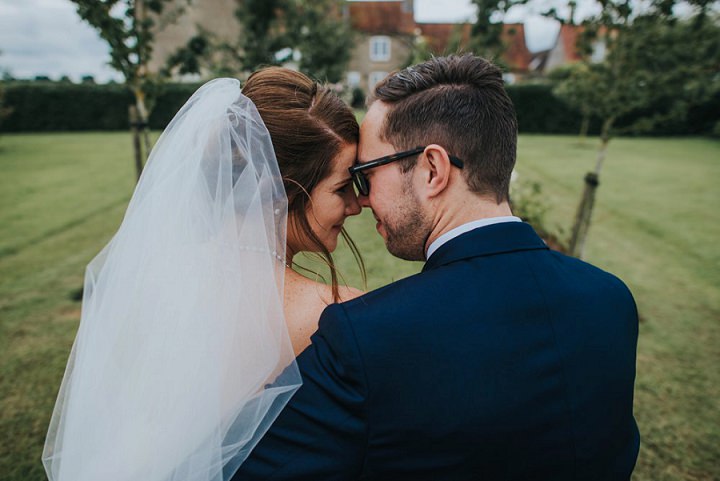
left=348, top=146, right=464, bottom=196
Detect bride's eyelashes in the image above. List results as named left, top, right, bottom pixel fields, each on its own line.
left=335, top=183, right=352, bottom=195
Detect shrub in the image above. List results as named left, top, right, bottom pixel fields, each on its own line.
left=0, top=82, right=200, bottom=132
left=1, top=81, right=717, bottom=135
left=506, top=84, right=595, bottom=134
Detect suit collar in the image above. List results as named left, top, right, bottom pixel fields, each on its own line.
left=422, top=221, right=548, bottom=272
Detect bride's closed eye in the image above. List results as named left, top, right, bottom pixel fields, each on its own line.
left=335, top=182, right=353, bottom=195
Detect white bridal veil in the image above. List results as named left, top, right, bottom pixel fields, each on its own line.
left=43, top=78, right=301, bottom=481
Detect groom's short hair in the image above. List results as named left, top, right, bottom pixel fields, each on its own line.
left=370, top=54, right=517, bottom=203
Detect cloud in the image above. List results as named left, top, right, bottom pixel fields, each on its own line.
left=0, top=0, right=573, bottom=81
left=0, top=0, right=120, bottom=81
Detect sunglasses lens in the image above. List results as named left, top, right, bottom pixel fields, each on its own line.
left=359, top=175, right=369, bottom=196
left=352, top=173, right=369, bottom=196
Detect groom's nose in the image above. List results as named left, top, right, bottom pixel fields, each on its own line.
left=357, top=192, right=371, bottom=208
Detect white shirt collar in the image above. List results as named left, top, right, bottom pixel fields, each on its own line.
left=425, top=216, right=522, bottom=260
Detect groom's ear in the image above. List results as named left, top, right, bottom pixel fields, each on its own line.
left=419, top=144, right=453, bottom=199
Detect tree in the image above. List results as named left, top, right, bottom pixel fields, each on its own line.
left=405, top=23, right=465, bottom=67
left=284, top=0, right=354, bottom=83
left=556, top=0, right=720, bottom=258
left=167, top=0, right=353, bottom=84
left=70, top=0, right=188, bottom=180
left=550, top=64, right=594, bottom=141
left=469, top=0, right=528, bottom=63
left=236, top=0, right=288, bottom=71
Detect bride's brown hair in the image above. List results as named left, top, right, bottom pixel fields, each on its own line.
left=242, top=67, right=365, bottom=301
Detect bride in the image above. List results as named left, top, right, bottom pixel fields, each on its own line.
left=43, top=67, right=365, bottom=481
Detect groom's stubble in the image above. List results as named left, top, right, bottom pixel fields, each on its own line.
left=382, top=174, right=431, bottom=262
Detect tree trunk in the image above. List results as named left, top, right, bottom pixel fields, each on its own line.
left=578, top=114, right=590, bottom=144
left=129, top=105, right=144, bottom=181
left=593, top=117, right=614, bottom=175
left=133, top=87, right=152, bottom=158
left=568, top=116, right=614, bottom=258
left=568, top=172, right=599, bottom=258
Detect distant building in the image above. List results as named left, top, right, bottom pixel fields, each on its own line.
left=346, top=0, right=537, bottom=93
left=148, top=0, right=580, bottom=89
left=542, top=23, right=608, bottom=73
left=147, top=0, right=241, bottom=76
left=345, top=1, right=416, bottom=93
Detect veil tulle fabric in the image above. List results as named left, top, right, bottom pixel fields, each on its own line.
left=43, top=78, right=301, bottom=481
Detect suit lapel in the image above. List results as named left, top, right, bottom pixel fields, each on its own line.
left=422, top=222, right=549, bottom=272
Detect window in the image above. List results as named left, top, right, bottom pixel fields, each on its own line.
left=368, top=71, right=389, bottom=91
left=369, top=36, right=391, bottom=62
left=502, top=73, right=516, bottom=85
left=591, top=41, right=607, bottom=63
left=347, top=71, right=361, bottom=88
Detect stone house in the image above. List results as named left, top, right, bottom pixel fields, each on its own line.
left=346, top=0, right=536, bottom=93
left=148, top=0, right=545, bottom=89
left=147, top=0, right=241, bottom=75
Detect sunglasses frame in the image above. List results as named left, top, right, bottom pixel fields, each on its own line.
left=349, top=146, right=464, bottom=196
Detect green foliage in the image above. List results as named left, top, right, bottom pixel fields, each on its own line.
left=163, top=27, right=243, bottom=79
left=163, top=34, right=210, bottom=76
left=469, top=0, right=527, bottom=61
left=350, top=87, right=365, bottom=109
left=168, top=0, right=353, bottom=83
left=1, top=82, right=132, bottom=131
left=73, top=0, right=167, bottom=84
left=236, top=0, right=288, bottom=70
left=404, top=25, right=466, bottom=68
left=0, top=83, right=12, bottom=133
left=713, top=121, right=720, bottom=138
left=507, top=84, right=589, bottom=133
left=3, top=82, right=718, bottom=135
left=70, top=0, right=191, bottom=124
left=509, top=177, right=551, bottom=237
left=555, top=1, right=720, bottom=139
left=146, top=82, right=202, bottom=127
left=285, top=0, right=355, bottom=83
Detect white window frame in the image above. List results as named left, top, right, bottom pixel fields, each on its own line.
left=346, top=71, right=361, bottom=88
left=369, top=36, right=391, bottom=62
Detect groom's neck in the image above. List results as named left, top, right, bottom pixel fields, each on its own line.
left=424, top=196, right=513, bottom=255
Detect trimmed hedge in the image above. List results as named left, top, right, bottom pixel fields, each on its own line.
left=1, top=82, right=200, bottom=132
left=2, top=82, right=133, bottom=132
left=1, top=81, right=718, bottom=135
left=147, top=82, right=202, bottom=129
left=507, top=84, right=595, bottom=134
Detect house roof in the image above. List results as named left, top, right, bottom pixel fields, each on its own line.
left=349, top=1, right=415, bottom=35
left=415, top=22, right=533, bottom=72
left=501, top=23, right=533, bottom=72
left=558, top=24, right=583, bottom=63
left=415, top=23, right=471, bottom=53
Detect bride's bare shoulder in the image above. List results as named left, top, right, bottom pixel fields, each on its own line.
left=337, top=285, right=365, bottom=302
left=285, top=269, right=363, bottom=305
left=283, top=272, right=364, bottom=355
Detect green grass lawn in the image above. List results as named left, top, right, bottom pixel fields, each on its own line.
left=1, top=132, right=718, bottom=480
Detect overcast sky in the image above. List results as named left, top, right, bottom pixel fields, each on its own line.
left=0, top=0, right=593, bottom=83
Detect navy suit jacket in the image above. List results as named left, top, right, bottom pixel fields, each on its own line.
left=233, top=222, right=640, bottom=480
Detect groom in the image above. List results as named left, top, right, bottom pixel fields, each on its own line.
left=233, top=55, right=640, bottom=480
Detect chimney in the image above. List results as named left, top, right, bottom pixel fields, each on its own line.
left=402, top=0, right=414, bottom=15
